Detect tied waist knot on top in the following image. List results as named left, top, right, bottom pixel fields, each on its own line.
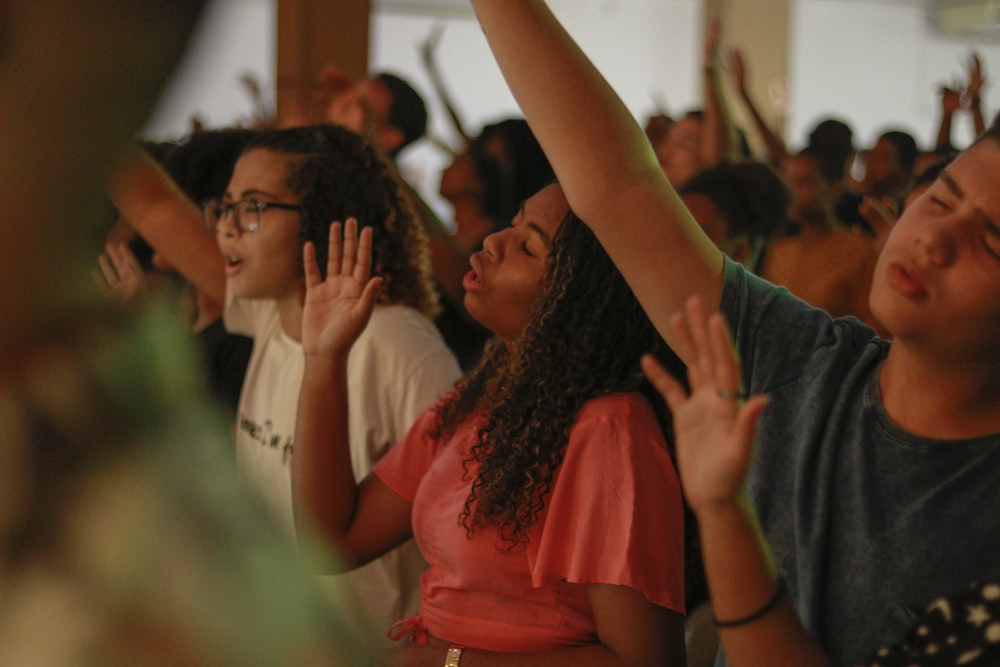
left=388, top=616, right=429, bottom=645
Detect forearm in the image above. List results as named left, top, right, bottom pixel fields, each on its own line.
left=110, top=149, right=227, bottom=304
left=424, top=57, right=470, bottom=147
left=470, top=0, right=662, bottom=221
left=696, top=497, right=832, bottom=667
left=471, top=0, right=724, bottom=356
left=740, top=90, right=787, bottom=165
left=971, top=98, right=987, bottom=138
left=292, top=355, right=359, bottom=557
left=702, top=67, right=737, bottom=167
left=934, top=111, right=955, bottom=152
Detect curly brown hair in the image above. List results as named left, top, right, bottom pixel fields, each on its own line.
left=430, top=209, right=683, bottom=546
left=245, top=124, right=439, bottom=317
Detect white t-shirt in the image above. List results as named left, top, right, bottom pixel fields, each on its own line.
left=225, top=295, right=462, bottom=645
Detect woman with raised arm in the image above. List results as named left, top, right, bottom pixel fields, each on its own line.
left=293, top=183, right=687, bottom=665
left=472, top=2, right=1000, bottom=665
left=469, top=1, right=724, bottom=354
left=112, top=124, right=462, bottom=647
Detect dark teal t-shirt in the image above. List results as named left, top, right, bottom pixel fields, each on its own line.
left=717, top=257, right=1000, bottom=666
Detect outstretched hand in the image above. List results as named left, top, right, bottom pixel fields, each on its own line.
left=95, top=241, right=147, bottom=305
left=727, top=48, right=748, bottom=95
left=703, top=15, right=722, bottom=70
left=965, top=51, right=985, bottom=103
left=641, top=298, right=767, bottom=514
left=419, top=23, right=445, bottom=68
left=939, top=82, right=962, bottom=115
left=301, top=219, right=382, bottom=360
left=317, top=66, right=372, bottom=138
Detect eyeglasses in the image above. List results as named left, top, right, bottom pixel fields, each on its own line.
left=202, top=198, right=302, bottom=234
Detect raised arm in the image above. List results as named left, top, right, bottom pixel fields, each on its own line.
left=470, top=0, right=724, bottom=357
left=728, top=48, right=788, bottom=165
left=933, top=81, right=961, bottom=152
left=641, top=298, right=833, bottom=667
left=966, top=52, right=987, bottom=138
left=419, top=23, right=472, bottom=150
left=109, top=148, right=227, bottom=305
left=292, top=220, right=414, bottom=572
left=700, top=17, right=739, bottom=168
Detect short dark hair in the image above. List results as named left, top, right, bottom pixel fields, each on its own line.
left=879, top=129, right=919, bottom=175
left=162, top=128, right=258, bottom=204
left=911, top=157, right=950, bottom=193
left=678, top=160, right=790, bottom=244
left=806, top=118, right=854, bottom=182
left=470, top=118, right=554, bottom=226
left=375, top=72, right=428, bottom=156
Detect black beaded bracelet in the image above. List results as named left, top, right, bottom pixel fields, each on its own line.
left=713, top=578, right=786, bottom=628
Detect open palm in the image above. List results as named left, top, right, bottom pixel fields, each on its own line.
left=301, top=219, right=382, bottom=359
left=641, top=298, right=768, bottom=513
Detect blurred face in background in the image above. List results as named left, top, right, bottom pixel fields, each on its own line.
left=782, top=153, right=830, bottom=224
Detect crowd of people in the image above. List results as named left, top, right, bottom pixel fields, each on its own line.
left=6, top=0, right=1000, bottom=665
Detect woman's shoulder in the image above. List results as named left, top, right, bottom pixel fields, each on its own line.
left=570, top=393, right=667, bottom=451
left=359, top=305, right=458, bottom=361
left=223, top=295, right=280, bottom=339
left=366, top=304, right=446, bottom=342
left=576, top=392, right=657, bottom=421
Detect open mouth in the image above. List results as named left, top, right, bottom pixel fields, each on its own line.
left=224, top=253, right=244, bottom=274
left=887, top=263, right=927, bottom=299
left=463, top=255, right=484, bottom=291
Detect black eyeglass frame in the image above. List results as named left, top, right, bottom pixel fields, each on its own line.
left=202, top=198, right=303, bottom=234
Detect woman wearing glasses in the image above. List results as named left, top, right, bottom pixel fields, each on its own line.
left=111, top=124, right=462, bottom=646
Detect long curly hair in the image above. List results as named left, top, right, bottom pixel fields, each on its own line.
left=430, top=208, right=684, bottom=546
left=245, top=124, right=438, bottom=317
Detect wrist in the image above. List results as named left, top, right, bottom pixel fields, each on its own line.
left=302, top=351, right=349, bottom=371
left=691, top=493, right=753, bottom=523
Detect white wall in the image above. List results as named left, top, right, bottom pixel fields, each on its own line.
left=140, top=0, right=702, bottom=218
left=789, top=0, right=1000, bottom=150
left=140, top=0, right=1000, bottom=193
left=142, top=0, right=275, bottom=141
left=371, top=0, right=702, bottom=220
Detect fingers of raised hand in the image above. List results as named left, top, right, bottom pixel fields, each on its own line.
left=672, top=297, right=744, bottom=401
left=325, top=220, right=344, bottom=280
left=354, top=222, right=374, bottom=282
left=727, top=49, right=745, bottom=80
left=312, top=219, right=374, bottom=289
left=97, top=250, right=117, bottom=284
left=340, top=217, right=358, bottom=277
left=969, top=52, right=983, bottom=78
left=707, top=312, right=741, bottom=398
left=669, top=309, right=700, bottom=386
left=303, top=238, right=320, bottom=289
left=734, top=394, right=769, bottom=447
left=685, top=296, right=715, bottom=389
left=641, top=353, right=688, bottom=413
left=109, top=242, right=140, bottom=279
